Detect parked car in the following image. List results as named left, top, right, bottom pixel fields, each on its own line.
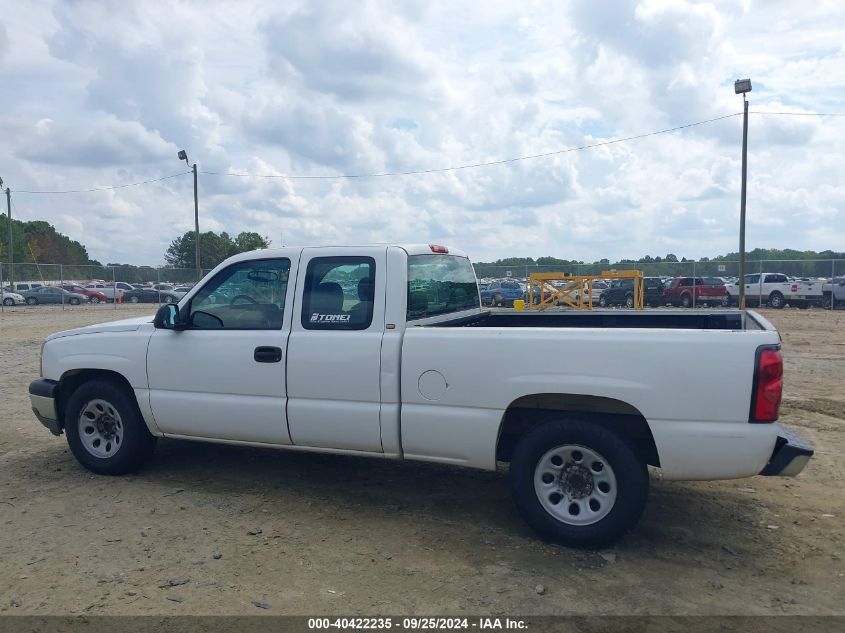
left=22, top=286, right=89, bottom=305
left=663, top=277, right=729, bottom=308
left=60, top=284, right=108, bottom=304
left=122, top=287, right=181, bottom=304
left=28, top=243, right=813, bottom=548
left=822, top=277, right=845, bottom=309
left=1, top=287, right=25, bottom=306
left=480, top=279, right=524, bottom=307
left=598, top=277, right=664, bottom=308
left=13, top=282, right=44, bottom=292
left=84, top=281, right=135, bottom=302
left=725, top=273, right=824, bottom=308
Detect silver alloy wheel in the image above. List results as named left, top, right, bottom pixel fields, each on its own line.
left=533, top=444, right=618, bottom=526
left=130, top=296, right=139, bottom=303
left=78, top=398, right=123, bottom=459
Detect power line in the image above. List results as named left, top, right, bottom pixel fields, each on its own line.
left=14, top=171, right=191, bottom=195
left=750, top=110, right=845, bottom=116
left=201, top=112, right=743, bottom=180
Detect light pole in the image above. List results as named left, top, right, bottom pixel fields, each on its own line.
left=178, top=150, right=201, bottom=280
left=0, top=177, right=11, bottom=290
left=734, top=78, right=752, bottom=310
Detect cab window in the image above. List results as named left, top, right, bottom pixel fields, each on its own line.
left=301, top=257, right=375, bottom=330
left=189, top=258, right=290, bottom=330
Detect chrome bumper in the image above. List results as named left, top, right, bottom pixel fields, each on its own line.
left=29, top=379, right=62, bottom=436
left=760, top=426, right=814, bottom=477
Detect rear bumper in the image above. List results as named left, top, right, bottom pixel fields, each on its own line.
left=759, top=426, right=813, bottom=477
left=28, top=378, right=62, bottom=436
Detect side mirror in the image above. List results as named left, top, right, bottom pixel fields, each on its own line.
left=154, top=304, right=187, bottom=330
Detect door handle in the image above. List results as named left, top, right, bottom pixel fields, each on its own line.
left=254, top=346, right=282, bottom=363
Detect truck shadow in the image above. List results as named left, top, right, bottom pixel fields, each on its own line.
left=13, top=437, right=778, bottom=558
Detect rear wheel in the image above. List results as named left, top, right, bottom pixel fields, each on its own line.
left=599, top=295, right=608, bottom=308
left=26, top=297, right=37, bottom=305
left=680, top=293, right=692, bottom=308
left=64, top=379, right=157, bottom=475
left=69, top=297, right=80, bottom=305
left=129, top=295, right=139, bottom=304
left=625, top=294, right=634, bottom=308
left=768, top=291, right=785, bottom=309
left=509, top=418, right=649, bottom=547
left=2, top=297, right=12, bottom=306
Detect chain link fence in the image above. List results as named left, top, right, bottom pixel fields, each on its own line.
left=0, top=261, right=213, bottom=312
left=2, top=258, right=843, bottom=313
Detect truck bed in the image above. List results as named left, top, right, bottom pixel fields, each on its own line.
left=425, top=309, right=769, bottom=331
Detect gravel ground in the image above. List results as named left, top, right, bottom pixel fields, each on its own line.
left=0, top=304, right=843, bottom=615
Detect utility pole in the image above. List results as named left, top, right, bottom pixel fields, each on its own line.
left=735, top=78, right=752, bottom=310
left=4, top=184, right=12, bottom=290
left=192, top=163, right=200, bottom=280
left=177, top=150, right=201, bottom=281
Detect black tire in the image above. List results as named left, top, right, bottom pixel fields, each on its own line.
left=129, top=295, right=139, bottom=303
left=2, top=297, right=12, bottom=306
left=26, top=297, right=37, bottom=305
left=163, top=295, right=174, bottom=304
left=69, top=297, right=80, bottom=305
left=599, top=295, right=608, bottom=308
left=625, top=294, right=634, bottom=308
left=64, top=379, right=157, bottom=475
left=680, top=293, right=692, bottom=308
left=768, top=291, right=785, bottom=309
left=509, top=418, right=649, bottom=548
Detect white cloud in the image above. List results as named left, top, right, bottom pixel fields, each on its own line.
left=0, top=0, right=843, bottom=267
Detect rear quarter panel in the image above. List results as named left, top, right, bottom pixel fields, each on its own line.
left=400, top=325, right=781, bottom=479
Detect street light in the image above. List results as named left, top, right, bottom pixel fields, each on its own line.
left=177, top=150, right=201, bottom=280
left=734, top=78, right=752, bottom=310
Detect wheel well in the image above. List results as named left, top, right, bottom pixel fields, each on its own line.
left=55, top=369, right=135, bottom=429
left=496, top=394, right=660, bottom=467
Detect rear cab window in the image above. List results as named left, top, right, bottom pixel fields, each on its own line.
left=407, top=254, right=479, bottom=321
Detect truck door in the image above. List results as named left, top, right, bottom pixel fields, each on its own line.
left=147, top=255, right=295, bottom=444
left=286, top=247, right=386, bottom=452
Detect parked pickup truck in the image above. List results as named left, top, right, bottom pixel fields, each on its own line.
left=28, top=244, right=813, bottom=547
left=822, top=277, right=845, bottom=309
left=725, top=273, right=823, bottom=308
left=663, top=277, right=729, bottom=308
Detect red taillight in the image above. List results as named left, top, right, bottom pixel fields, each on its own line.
left=751, top=347, right=782, bottom=422
left=429, top=244, right=449, bottom=254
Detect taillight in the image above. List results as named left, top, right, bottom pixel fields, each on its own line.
left=750, top=346, right=782, bottom=422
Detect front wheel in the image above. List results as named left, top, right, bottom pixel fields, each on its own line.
left=625, top=295, right=634, bottom=308
left=64, top=379, right=157, bottom=475
left=680, top=293, right=692, bottom=308
left=26, top=297, right=38, bottom=305
left=2, top=297, right=12, bottom=306
left=129, top=295, right=139, bottom=304
left=509, top=418, right=649, bottom=548
left=599, top=295, right=608, bottom=308
left=69, top=297, right=80, bottom=305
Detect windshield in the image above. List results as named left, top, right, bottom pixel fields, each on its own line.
left=408, top=254, right=480, bottom=321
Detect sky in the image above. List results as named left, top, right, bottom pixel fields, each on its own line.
left=0, top=0, right=843, bottom=266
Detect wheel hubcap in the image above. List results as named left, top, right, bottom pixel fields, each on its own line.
left=78, top=399, right=123, bottom=458
left=534, top=445, right=617, bottom=525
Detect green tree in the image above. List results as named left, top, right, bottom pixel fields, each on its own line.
left=164, top=230, right=271, bottom=269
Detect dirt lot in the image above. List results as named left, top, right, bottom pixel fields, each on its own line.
left=0, top=304, right=843, bottom=615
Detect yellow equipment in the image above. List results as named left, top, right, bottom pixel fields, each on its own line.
left=527, top=269, right=645, bottom=310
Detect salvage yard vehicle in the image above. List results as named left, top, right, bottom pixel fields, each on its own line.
left=122, top=287, right=181, bottom=304
left=22, top=286, right=89, bottom=305
left=598, top=277, right=664, bottom=308
left=60, top=284, right=108, bottom=304
left=822, top=277, right=845, bottom=309
left=480, top=279, right=524, bottom=307
left=84, top=281, right=135, bottom=302
left=1, top=288, right=25, bottom=306
left=28, top=244, right=813, bottom=547
left=725, top=273, right=824, bottom=308
left=663, top=277, right=729, bottom=308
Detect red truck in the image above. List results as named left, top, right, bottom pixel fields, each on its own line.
left=663, top=277, right=729, bottom=308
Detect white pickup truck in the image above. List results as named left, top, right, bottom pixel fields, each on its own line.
left=725, top=273, right=824, bottom=308
left=28, top=244, right=813, bottom=546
